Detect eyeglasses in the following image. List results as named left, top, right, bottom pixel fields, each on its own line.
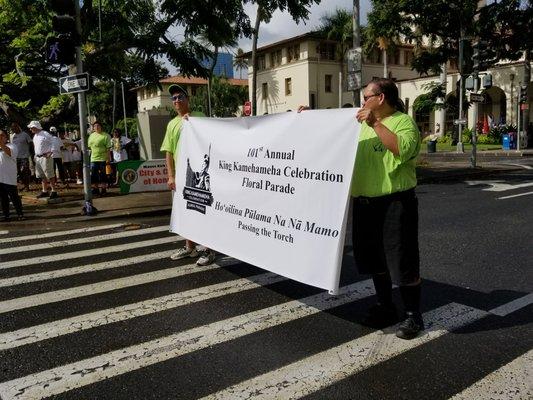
left=363, top=93, right=381, bottom=102
left=171, top=93, right=187, bottom=102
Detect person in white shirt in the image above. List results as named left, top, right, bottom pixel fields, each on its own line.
left=71, top=138, right=83, bottom=184
left=27, top=120, right=58, bottom=199
left=0, top=128, right=24, bottom=221
left=59, top=131, right=74, bottom=183
left=50, top=126, right=67, bottom=187
left=9, top=122, right=33, bottom=191
left=111, top=128, right=131, bottom=185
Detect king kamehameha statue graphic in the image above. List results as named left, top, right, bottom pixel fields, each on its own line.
left=184, top=144, right=214, bottom=214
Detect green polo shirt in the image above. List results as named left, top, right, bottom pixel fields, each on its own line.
left=351, top=111, right=420, bottom=197
left=87, top=132, right=112, bottom=162
left=160, top=112, right=205, bottom=165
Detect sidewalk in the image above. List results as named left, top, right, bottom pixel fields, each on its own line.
left=12, top=153, right=532, bottom=222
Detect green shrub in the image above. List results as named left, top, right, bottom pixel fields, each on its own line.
left=476, top=134, right=499, bottom=145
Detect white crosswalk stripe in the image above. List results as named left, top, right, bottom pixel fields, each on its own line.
left=2, top=225, right=170, bottom=255
left=0, top=224, right=530, bottom=400
left=0, top=235, right=179, bottom=269
left=449, top=349, right=533, bottom=400
left=1, top=223, right=125, bottom=243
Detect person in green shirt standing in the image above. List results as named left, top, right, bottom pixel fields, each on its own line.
left=160, top=84, right=215, bottom=266
left=87, top=121, right=112, bottom=196
left=353, top=78, right=423, bottom=340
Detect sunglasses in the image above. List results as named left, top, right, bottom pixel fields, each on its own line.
left=363, top=93, right=381, bottom=101
left=171, top=93, right=187, bottom=102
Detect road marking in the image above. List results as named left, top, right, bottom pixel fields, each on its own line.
left=0, top=280, right=375, bottom=400
left=0, top=236, right=180, bottom=270
left=498, top=163, right=533, bottom=170
left=0, top=223, right=125, bottom=244
left=490, top=293, right=533, bottom=316
left=465, top=180, right=533, bottom=192
left=0, top=269, right=280, bottom=350
left=0, top=230, right=8, bottom=235
left=1, top=226, right=170, bottom=255
left=0, top=262, right=220, bottom=314
left=0, top=250, right=176, bottom=287
left=201, top=303, right=488, bottom=400
left=497, top=191, right=533, bottom=200
left=449, top=349, right=532, bottom=400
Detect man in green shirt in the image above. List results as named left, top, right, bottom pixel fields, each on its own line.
left=353, top=78, right=423, bottom=340
left=87, top=121, right=112, bottom=196
left=161, top=84, right=215, bottom=266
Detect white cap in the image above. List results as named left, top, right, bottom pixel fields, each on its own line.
left=50, top=126, right=57, bottom=132
left=27, top=120, right=43, bottom=130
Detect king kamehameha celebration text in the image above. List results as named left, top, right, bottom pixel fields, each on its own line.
left=218, top=147, right=344, bottom=195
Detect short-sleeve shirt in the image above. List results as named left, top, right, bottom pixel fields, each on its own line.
left=33, top=130, right=53, bottom=156
left=10, top=131, right=32, bottom=159
left=351, top=111, right=420, bottom=197
left=112, top=136, right=132, bottom=162
left=87, top=132, right=112, bottom=162
left=0, top=144, right=18, bottom=185
left=160, top=111, right=205, bottom=166
left=51, top=136, right=63, bottom=158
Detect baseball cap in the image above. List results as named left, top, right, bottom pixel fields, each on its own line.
left=27, top=120, right=43, bottom=130
left=50, top=126, right=57, bottom=132
left=168, top=84, right=188, bottom=97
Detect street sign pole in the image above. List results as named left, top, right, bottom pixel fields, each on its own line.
left=352, top=0, right=361, bottom=107
left=457, top=37, right=465, bottom=153
left=471, top=72, right=478, bottom=168
left=73, top=0, right=93, bottom=213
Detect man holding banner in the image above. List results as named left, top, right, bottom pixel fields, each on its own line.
left=352, top=78, right=423, bottom=340
left=161, top=84, right=216, bottom=266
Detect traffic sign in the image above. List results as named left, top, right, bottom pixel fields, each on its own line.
left=243, top=101, right=252, bottom=116
left=454, top=118, right=467, bottom=125
left=469, top=93, right=485, bottom=103
left=59, top=73, right=89, bottom=94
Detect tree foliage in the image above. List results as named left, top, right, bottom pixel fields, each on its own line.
left=366, top=0, right=532, bottom=75
left=189, top=77, right=248, bottom=117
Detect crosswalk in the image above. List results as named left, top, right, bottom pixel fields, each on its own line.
left=0, top=223, right=531, bottom=400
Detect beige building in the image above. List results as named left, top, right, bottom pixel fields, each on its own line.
left=244, top=32, right=532, bottom=143
left=242, top=32, right=422, bottom=114
left=135, top=76, right=248, bottom=112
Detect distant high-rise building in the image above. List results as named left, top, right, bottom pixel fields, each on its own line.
left=202, top=52, right=234, bottom=78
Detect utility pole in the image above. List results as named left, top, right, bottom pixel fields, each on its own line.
left=457, top=37, right=466, bottom=153
left=470, top=73, right=478, bottom=167
left=73, top=0, right=94, bottom=213
left=352, top=0, right=361, bottom=107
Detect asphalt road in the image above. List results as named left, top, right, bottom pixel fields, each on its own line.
left=0, top=169, right=531, bottom=400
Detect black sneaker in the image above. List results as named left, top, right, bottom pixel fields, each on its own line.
left=396, top=311, right=425, bottom=340
left=49, top=191, right=58, bottom=199
left=36, top=191, right=49, bottom=198
left=362, top=303, right=399, bottom=329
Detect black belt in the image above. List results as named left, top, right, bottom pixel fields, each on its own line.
left=35, top=153, right=49, bottom=157
left=355, top=188, right=415, bottom=204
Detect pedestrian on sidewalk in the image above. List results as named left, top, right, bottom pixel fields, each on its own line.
left=50, top=127, right=68, bottom=188
left=353, top=78, right=423, bottom=340
left=27, top=120, right=58, bottom=199
left=0, top=128, right=24, bottom=221
left=87, top=121, right=111, bottom=196
left=161, top=84, right=215, bottom=266
left=110, top=128, right=131, bottom=186
left=9, top=122, right=33, bottom=191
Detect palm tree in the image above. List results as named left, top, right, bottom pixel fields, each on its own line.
left=233, top=48, right=248, bottom=79
left=319, top=9, right=353, bottom=90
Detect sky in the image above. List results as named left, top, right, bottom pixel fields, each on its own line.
left=164, top=0, right=372, bottom=75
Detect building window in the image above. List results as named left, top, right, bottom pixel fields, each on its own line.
left=390, top=48, right=401, bottom=65
left=262, top=82, right=268, bottom=99
left=285, top=78, right=292, bottom=95
left=404, top=50, right=414, bottom=66
left=287, top=44, right=300, bottom=62
left=319, top=43, right=336, bottom=61
left=270, top=50, right=282, bottom=67
left=325, top=75, right=332, bottom=93
left=258, top=55, right=266, bottom=70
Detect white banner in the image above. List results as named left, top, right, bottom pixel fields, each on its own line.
left=170, top=109, right=360, bottom=293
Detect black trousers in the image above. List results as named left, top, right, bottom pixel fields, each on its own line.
left=53, top=157, right=66, bottom=182
left=0, top=183, right=23, bottom=218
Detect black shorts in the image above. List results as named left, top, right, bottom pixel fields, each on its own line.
left=352, top=188, right=420, bottom=285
